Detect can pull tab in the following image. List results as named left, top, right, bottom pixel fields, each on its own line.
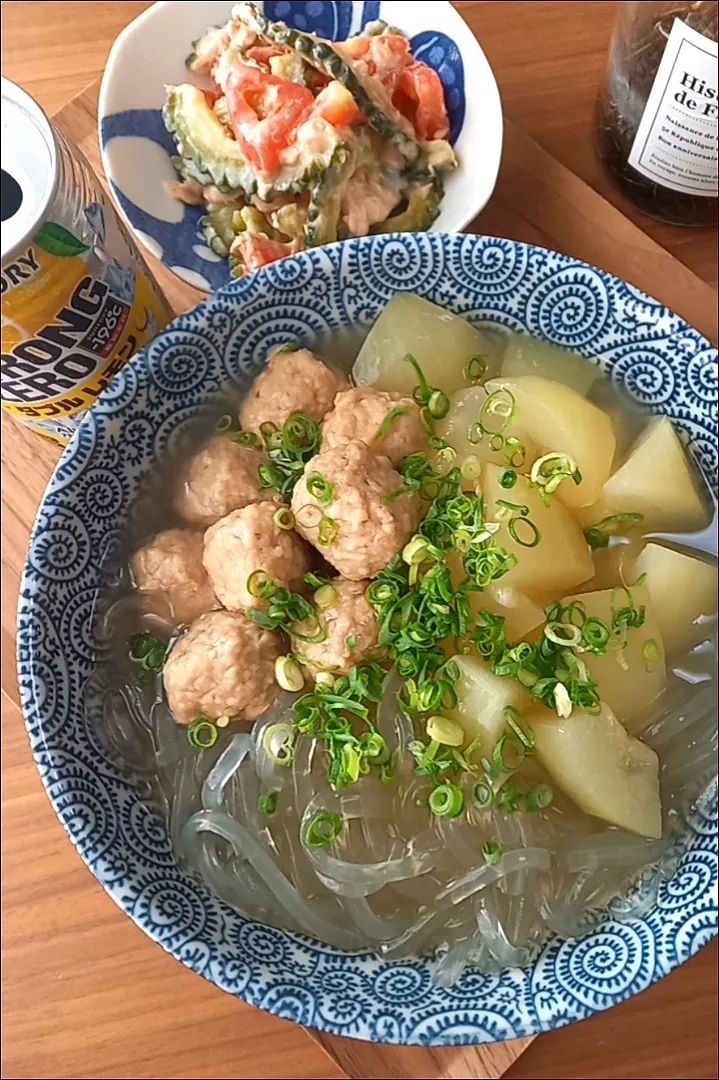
left=1, top=169, right=23, bottom=223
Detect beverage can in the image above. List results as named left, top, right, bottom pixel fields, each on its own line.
left=1, top=78, right=172, bottom=444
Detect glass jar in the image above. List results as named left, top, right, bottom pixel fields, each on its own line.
left=595, top=1, right=718, bottom=226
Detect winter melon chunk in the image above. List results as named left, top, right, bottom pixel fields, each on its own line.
left=587, top=417, right=709, bottom=533
left=444, top=653, right=530, bottom=752
left=632, top=543, right=718, bottom=656
left=484, top=375, right=616, bottom=509
left=530, top=703, right=662, bottom=839
left=561, top=585, right=666, bottom=730
left=483, top=464, right=594, bottom=599
left=352, top=293, right=503, bottom=396
left=434, top=384, right=537, bottom=472
left=501, top=334, right=600, bottom=396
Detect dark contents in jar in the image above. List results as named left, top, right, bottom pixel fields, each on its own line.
left=596, top=2, right=718, bottom=226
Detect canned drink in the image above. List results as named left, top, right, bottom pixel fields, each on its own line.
left=1, top=78, right=172, bottom=444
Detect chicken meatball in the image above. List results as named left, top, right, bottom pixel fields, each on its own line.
left=176, top=436, right=266, bottom=527
left=239, top=348, right=348, bottom=433
left=131, top=528, right=217, bottom=625
left=291, top=440, right=421, bottom=580
left=321, top=386, right=427, bottom=465
left=291, top=577, right=378, bottom=675
left=203, top=501, right=310, bottom=612
left=163, top=610, right=280, bottom=724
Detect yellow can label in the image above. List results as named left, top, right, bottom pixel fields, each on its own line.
left=2, top=196, right=170, bottom=444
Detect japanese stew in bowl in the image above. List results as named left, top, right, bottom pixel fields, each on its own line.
left=99, top=293, right=717, bottom=979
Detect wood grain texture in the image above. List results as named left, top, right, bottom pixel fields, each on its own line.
left=1, top=4, right=717, bottom=1080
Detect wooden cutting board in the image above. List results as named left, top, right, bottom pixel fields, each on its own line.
left=1, top=78, right=716, bottom=1080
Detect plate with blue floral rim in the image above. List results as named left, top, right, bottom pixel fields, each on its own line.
left=98, top=0, right=502, bottom=292
left=18, top=233, right=718, bottom=1046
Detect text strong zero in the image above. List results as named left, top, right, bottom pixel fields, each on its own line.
left=1, top=78, right=172, bottom=444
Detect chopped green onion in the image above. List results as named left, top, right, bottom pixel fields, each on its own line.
left=497, top=499, right=529, bottom=516
left=482, top=840, right=503, bottom=864
left=247, top=570, right=275, bottom=600
left=472, top=778, right=494, bottom=808
left=492, top=731, right=526, bottom=773
left=268, top=341, right=300, bottom=358
left=275, top=656, right=305, bottom=693
left=262, top=722, right=296, bottom=767
left=583, top=512, right=645, bottom=549
left=402, top=535, right=430, bottom=566
left=304, top=571, right=330, bottom=589
left=259, top=421, right=283, bottom=449
left=464, top=354, right=487, bottom=383
left=479, top=388, right=516, bottom=436
left=306, top=471, right=333, bottom=505
left=128, top=631, right=167, bottom=681
left=530, top=451, right=581, bottom=494
left=404, top=353, right=431, bottom=405
left=504, top=437, right=526, bottom=467
left=273, top=507, right=295, bottom=530
left=374, top=405, right=410, bottom=441
left=503, top=706, right=536, bottom=750
left=294, top=503, right=324, bottom=529
left=258, top=462, right=286, bottom=490
left=582, top=616, right=610, bottom=653
left=231, top=430, right=258, bottom=446
left=318, top=516, right=338, bottom=546
left=642, top=638, right=661, bottom=672
left=214, top=414, right=234, bottom=434
left=187, top=718, right=218, bottom=749
left=544, top=621, right=582, bottom=647
left=498, top=467, right=517, bottom=489
left=460, top=455, right=482, bottom=481
left=346, top=634, right=356, bottom=651
left=525, top=784, right=554, bottom=812
left=436, top=445, right=458, bottom=468
left=428, top=782, right=464, bottom=818
left=428, top=389, right=450, bottom=420
left=255, top=411, right=321, bottom=500
left=301, top=809, right=343, bottom=847
left=257, top=792, right=278, bottom=815
left=508, top=516, right=541, bottom=547
left=342, top=743, right=362, bottom=783
left=426, top=715, right=465, bottom=747
left=314, top=585, right=336, bottom=608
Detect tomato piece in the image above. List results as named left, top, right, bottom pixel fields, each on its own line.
left=202, top=89, right=221, bottom=108
left=312, top=81, right=362, bottom=129
left=340, top=35, right=410, bottom=94
left=393, top=61, right=449, bottom=140
left=233, top=233, right=299, bottom=273
left=245, top=44, right=286, bottom=66
left=225, top=65, right=314, bottom=177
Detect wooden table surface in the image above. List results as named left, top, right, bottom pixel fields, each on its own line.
left=1, top=4, right=717, bottom=1080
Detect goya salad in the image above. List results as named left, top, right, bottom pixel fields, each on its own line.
left=162, top=2, right=458, bottom=276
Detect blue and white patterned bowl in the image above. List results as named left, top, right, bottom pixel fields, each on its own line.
left=98, top=0, right=502, bottom=292
left=18, top=234, right=718, bottom=1046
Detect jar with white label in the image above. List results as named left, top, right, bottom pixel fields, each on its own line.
left=596, top=1, right=717, bottom=226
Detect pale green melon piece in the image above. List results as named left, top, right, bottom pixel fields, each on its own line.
left=530, top=703, right=662, bottom=839
left=352, top=293, right=504, bottom=396
left=501, top=334, right=601, bottom=396
left=444, top=653, right=531, bottom=753
left=632, top=543, right=718, bottom=657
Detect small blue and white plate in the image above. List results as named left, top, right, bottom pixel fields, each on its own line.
left=17, top=233, right=718, bottom=1046
left=98, top=0, right=502, bottom=292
